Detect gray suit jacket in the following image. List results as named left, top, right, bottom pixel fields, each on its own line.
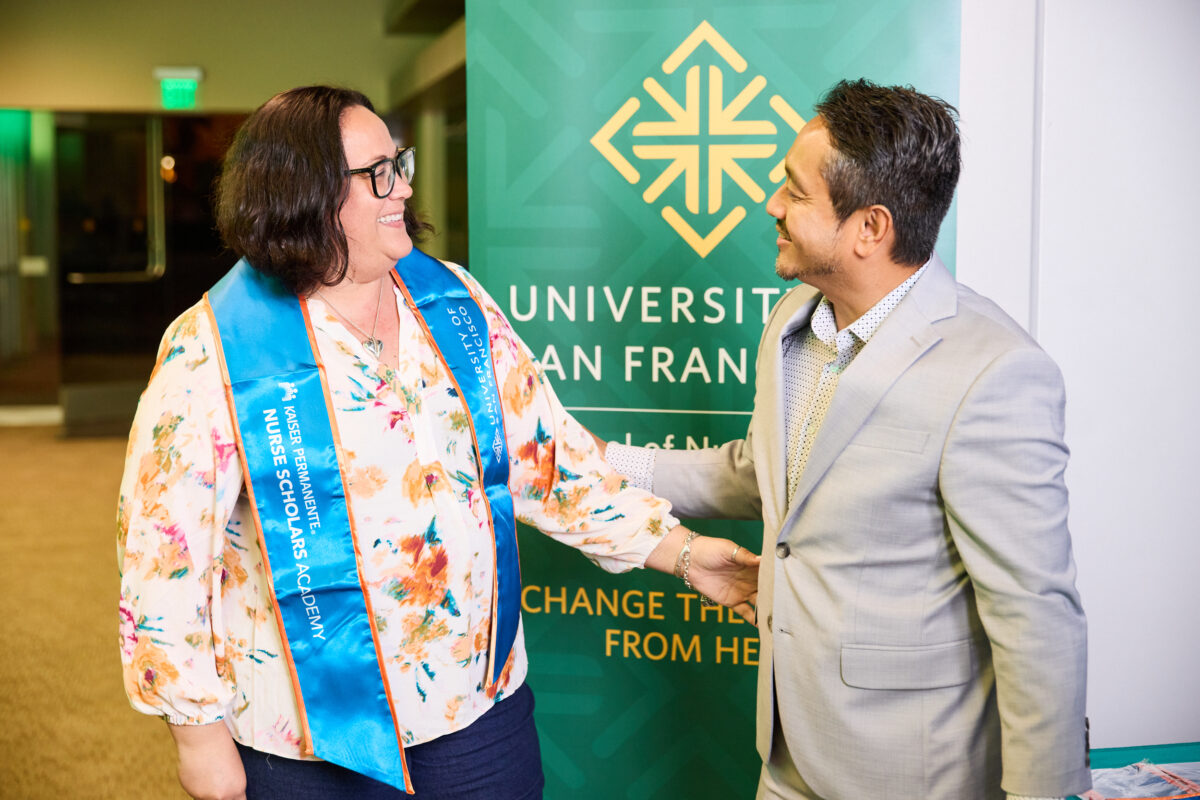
left=654, top=258, right=1089, bottom=799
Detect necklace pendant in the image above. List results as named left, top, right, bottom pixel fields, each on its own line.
left=363, top=337, right=384, bottom=358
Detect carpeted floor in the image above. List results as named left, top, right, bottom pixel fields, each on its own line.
left=0, top=425, right=182, bottom=799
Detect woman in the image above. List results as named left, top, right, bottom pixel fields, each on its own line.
left=117, top=86, right=758, bottom=800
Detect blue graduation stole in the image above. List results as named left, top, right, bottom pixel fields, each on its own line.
left=204, top=250, right=521, bottom=793
left=392, top=248, right=520, bottom=690
left=206, top=260, right=410, bottom=792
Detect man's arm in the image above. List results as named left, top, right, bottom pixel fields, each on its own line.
left=601, top=434, right=761, bottom=521
left=599, top=284, right=818, bottom=521
left=651, top=437, right=762, bottom=520
left=940, top=347, right=1090, bottom=798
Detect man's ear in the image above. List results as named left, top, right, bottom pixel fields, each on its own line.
left=852, top=204, right=893, bottom=258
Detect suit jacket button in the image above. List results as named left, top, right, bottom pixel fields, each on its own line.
left=775, top=542, right=790, bottom=558
left=767, top=613, right=774, bottom=629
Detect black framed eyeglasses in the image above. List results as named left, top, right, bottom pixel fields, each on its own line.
left=345, top=146, right=415, bottom=199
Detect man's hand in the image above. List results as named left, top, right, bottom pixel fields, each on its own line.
left=168, top=722, right=247, bottom=800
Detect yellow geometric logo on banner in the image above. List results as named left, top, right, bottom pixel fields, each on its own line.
left=591, top=21, right=805, bottom=257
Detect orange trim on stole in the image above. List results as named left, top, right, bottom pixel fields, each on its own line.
left=388, top=268, right=521, bottom=697
left=201, top=295, right=315, bottom=757
left=298, top=295, right=413, bottom=794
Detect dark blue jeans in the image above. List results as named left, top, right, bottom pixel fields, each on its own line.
left=237, top=683, right=544, bottom=799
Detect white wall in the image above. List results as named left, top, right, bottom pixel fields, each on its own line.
left=959, top=0, right=1200, bottom=748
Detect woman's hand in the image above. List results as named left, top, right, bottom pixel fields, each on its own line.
left=645, top=526, right=760, bottom=622
left=684, top=534, right=760, bottom=622
left=168, top=722, right=247, bottom=800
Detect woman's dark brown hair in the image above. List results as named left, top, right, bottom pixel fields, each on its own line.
left=216, top=85, right=432, bottom=294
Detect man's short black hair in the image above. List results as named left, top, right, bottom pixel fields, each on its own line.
left=815, top=79, right=961, bottom=266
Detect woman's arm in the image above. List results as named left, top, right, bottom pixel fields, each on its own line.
left=643, top=525, right=760, bottom=621
left=464, top=271, right=759, bottom=614
left=118, top=305, right=247, bottom=793
left=168, top=723, right=247, bottom=800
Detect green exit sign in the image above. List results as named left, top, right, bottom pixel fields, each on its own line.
left=160, top=79, right=198, bottom=110
left=153, top=67, right=204, bottom=110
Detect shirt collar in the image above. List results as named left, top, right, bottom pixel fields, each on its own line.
left=779, top=259, right=932, bottom=347
left=836, top=261, right=929, bottom=345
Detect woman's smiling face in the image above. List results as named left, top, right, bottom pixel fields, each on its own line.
left=338, top=104, right=413, bottom=282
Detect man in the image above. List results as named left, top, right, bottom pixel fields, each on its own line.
left=605, top=79, right=1090, bottom=799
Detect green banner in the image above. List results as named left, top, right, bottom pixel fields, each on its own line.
left=467, top=2, right=959, bottom=796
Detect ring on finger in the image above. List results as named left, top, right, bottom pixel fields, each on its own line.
left=731, top=545, right=742, bottom=560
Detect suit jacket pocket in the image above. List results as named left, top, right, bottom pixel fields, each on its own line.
left=841, top=640, right=976, bottom=690
left=848, top=424, right=929, bottom=454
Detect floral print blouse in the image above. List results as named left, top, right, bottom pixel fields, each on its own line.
left=117, top=262, right=676, bottom=756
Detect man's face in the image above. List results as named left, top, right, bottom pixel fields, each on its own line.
left=765, top=117, right=850, bottom=283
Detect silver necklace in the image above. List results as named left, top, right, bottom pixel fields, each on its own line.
left=318, top=280, right=385, bottom=358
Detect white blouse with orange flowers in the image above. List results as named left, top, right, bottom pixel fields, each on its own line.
left=117, top=262, right=677, bottom=756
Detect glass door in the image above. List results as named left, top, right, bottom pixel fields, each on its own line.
left=55, top=111, right=243, bottom=435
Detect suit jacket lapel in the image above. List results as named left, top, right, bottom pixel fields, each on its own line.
left=782, top=258, right=958, bottom=529
left=759, top=287, right=820, bottom=530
